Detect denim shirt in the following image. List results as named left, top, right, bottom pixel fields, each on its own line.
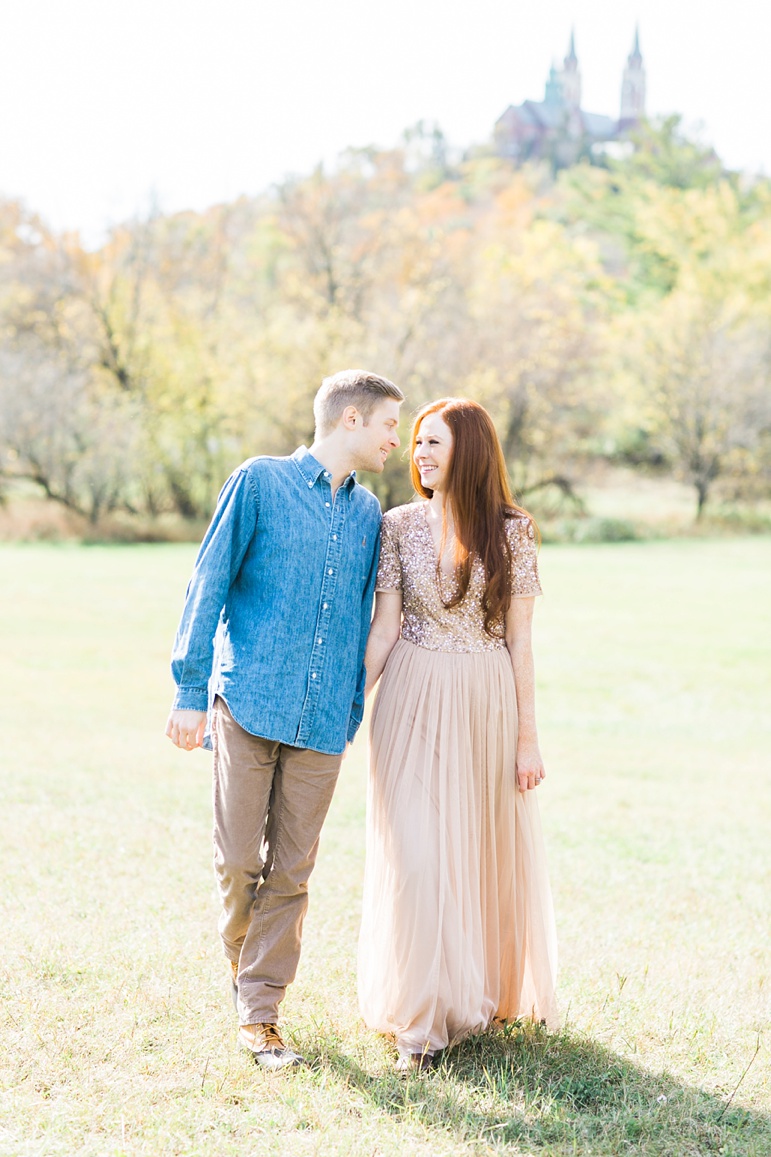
left=171, top=447, right=382, bottom=755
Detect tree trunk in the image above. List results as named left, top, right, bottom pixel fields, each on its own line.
left=695, top=478, right=709, bottom=520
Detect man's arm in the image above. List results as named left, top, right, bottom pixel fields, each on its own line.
left=347, top=520, right=381, bottom=744
left=166, top=465, right=259, bottom=750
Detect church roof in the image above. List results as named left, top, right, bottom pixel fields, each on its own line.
left=581, top=111, right=616, bottom=137
left=502, top=100, right=615, bottom=138
left=520, top=100, right=565, bottom=129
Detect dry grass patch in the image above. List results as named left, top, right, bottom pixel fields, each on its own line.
left=0, top=540, right=769, bottom=1155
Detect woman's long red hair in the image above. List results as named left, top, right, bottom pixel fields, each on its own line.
left=410, top=398, right=537, bottom=636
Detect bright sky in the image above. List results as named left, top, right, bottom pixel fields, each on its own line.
left=1, top=0, right=768, bottom=243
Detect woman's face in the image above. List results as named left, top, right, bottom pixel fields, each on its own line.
left=414, top=411, right=454, bottom=494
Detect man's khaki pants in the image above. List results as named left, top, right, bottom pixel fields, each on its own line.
left=211, top=697, right=343, bottom=1026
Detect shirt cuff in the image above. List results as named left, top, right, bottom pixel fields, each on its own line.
left=172, top=687, right=209, bottom=712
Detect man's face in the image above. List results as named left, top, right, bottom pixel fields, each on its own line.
left=353, top=399, right=401, bottom=474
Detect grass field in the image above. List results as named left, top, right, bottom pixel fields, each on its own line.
left=0, top=538, right=769, bottom=1156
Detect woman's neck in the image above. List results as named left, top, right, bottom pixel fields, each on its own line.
left=426, top=492, right=451, bottom=526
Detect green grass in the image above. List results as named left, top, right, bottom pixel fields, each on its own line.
left=0, top=539, right=769, bottom=1156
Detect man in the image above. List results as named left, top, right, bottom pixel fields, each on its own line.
left=165, top=369, right=403, bottom=1069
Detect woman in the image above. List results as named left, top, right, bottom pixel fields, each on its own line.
left=358, top=398, right=557, bottom=1072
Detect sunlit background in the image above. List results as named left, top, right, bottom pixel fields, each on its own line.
left=2, top=0, right=770, bottom=542
left=1, top=0, right=769, bottom=240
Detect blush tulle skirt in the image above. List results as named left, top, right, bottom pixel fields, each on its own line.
left=357, top=639, right=558, bottom=1053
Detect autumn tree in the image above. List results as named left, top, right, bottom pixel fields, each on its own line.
left=2, top=117, right=770, bottom=533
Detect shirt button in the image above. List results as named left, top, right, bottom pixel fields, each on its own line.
left=311, top=672, right=317, bottom=679
left=323, top=603, right=328, bottom=610
left=317, top=637, right=323, bottom=645
left=325, top=502, right=330, bottom=507
left=328, top=568, right=333, bottom=575
left=332, top=534, right=337, bottom=541
left=324, top=472, right=330, bottom=478
left=308, top=480, right=313, bottom=488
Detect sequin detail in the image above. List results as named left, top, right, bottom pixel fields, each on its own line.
left=375, top=502, right=542, bottom=653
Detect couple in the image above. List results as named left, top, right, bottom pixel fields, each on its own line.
left=166, top=369, right=557, bottom=1073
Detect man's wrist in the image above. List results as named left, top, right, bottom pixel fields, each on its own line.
left=172, top=688, right=209, bottom=713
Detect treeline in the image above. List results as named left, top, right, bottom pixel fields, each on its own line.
left=1, top=117, right=770, bottom=528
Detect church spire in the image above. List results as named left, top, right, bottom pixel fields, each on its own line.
left=561, top=28, right=581, bottom=109
left=620, top=26, right=646, bottom=125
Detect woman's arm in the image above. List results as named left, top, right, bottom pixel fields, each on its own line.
left=505, top=595, right=545, bottom=793
left=364, top=590, right=403, bottom=696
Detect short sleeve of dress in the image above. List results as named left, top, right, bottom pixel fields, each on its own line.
left=375, top=511, right=402, bottom=591
left=508, top=516, right=543, bottom=598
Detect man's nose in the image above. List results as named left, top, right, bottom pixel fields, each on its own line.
left=392, top=431, right=400, bottom=447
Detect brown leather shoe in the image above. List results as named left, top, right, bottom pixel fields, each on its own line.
left=239, top=1023, right=305, bottom=1070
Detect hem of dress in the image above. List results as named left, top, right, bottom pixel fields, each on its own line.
left=362, top=1008, right=557, bottom=1056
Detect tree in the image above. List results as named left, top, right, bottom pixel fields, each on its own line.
left=633, top=290, right=771, bottom=517
left=0, top=338, right=137, bottom=522
left=458, top=176, right=608, bottom=504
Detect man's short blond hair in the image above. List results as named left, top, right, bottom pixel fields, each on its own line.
left=313, top=369, right=404, bottom=436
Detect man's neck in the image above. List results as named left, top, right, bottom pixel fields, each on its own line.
left=307, top=436, right=355, bottom=495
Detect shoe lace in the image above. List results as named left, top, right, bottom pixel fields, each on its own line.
left=256, top=1023, right=285, bottom=1051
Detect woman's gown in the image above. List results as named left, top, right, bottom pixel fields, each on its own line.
left=357, top=502, right=558, bottom=1053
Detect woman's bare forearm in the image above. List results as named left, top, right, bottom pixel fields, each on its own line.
left=508, top=636, right=539, bottom=747
left=365, top=626, right=400, bottom=695
left=505, top=595, right=545, bottom=790
left=364, top=591, right=403, bottom=696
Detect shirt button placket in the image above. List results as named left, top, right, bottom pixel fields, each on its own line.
left=299, top=476, right=341, bottom=745
left=321, top=488, right=343, bottom=660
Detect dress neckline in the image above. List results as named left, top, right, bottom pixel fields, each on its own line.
left=419, top=502, right=459, bottom=578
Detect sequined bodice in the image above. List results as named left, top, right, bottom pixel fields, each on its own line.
left=375, top=502, right=542, bottom=653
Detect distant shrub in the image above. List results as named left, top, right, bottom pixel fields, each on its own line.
left=545, top=517, right=639, bottom=543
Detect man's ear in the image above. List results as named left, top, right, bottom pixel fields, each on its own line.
left=341, top=405, right=359, bottom=431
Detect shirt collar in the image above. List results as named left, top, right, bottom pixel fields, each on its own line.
left=292, top=446, right=357, bottom=491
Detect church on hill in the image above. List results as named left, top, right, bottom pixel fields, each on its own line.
left=494, top=30, right=646, bottom=167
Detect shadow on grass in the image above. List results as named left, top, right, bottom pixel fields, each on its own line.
left=314, top=1025, right=770, bottom=1156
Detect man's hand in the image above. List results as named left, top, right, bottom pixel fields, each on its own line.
left=165, top=709, right=208, bottom=750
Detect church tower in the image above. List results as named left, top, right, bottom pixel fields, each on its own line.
left=561, top=29, right=582, bottom=110
left=544, top=63, right=563, bottom=106
left=620, top=27, right=646, bottom=125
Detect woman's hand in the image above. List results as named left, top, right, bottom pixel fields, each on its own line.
left=515, top=742, right=545, bottom=793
